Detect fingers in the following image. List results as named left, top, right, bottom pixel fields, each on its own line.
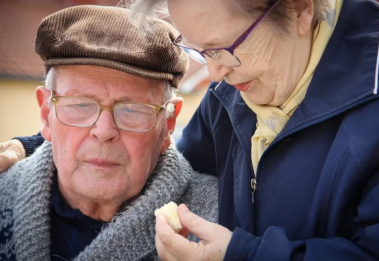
left=155, top=226, right=179, bottom=261
left=0, top=150, right=18, bottom=172
left=155, top=215, right=199, bottom=261
left=178, top=226, right=190, bottom=238
left=177, top=204, right=217, bottom=240
left=155, top=205, right=232, bottom=261
left=12, top=139, right=26, bottom=159
left=178, top=204, right=232, bottom=260
left=0, top=140, right=26, bottom=172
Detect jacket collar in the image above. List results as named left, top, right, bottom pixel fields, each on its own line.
left=211, top=0, right=379, bottom=145
left=279, top=0, right=379, bottom=139
left=210, top=85, right=257, bottom=173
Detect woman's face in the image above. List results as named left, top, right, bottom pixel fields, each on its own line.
left=168, top=0, right=313, bottom=106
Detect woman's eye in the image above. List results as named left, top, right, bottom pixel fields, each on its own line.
left=210, top=50, right=221, bottom=59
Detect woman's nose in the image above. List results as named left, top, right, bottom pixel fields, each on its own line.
left=205, top=58, right=233, bottom=82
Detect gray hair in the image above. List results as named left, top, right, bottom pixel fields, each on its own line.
left=44, top=67, right=176, bottom=119
left=162, top=82, right=177, bottom=119
left=44, top=67, right=57, bottom=92
left=127, top=0, right=330, bottom=32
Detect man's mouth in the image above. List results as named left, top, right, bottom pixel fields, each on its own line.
left=85, top=159, right=121, bottom=167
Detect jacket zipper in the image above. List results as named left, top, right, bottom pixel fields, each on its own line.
left=211, top=83, right=378, bottom=205
left=210, top=86, right=257, bottom=203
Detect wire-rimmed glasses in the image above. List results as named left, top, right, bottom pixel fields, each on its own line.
left=51, top=95, right=170, bottom=133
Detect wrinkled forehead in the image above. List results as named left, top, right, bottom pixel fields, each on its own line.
left=168, top=0, right=252, bottom=48
left=52, top=65, right=166, bottom=104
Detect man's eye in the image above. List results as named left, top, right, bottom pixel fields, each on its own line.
left=62, top=103, right=95, bottom=111
left=75, top=103, right=90, bottom=108
left=123, top=108, right=137, bottom=113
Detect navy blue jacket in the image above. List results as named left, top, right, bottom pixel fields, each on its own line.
left=12, top=0, right=379, bottom=259
left=177, top=0, right=379, bottom=259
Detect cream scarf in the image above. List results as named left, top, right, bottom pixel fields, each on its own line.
left=241, top=0, right=343, bottom=173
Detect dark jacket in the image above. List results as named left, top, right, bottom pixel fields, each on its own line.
left=177, top=0, right=379, bottom=259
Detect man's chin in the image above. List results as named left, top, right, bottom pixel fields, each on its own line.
left=75, top=184, right=126, bottom=204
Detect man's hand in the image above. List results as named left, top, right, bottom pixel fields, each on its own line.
left=0, top=139, right=26, bottom=172
left=155, top=204, right=232, bottom=261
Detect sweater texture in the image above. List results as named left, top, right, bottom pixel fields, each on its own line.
left=0, top=141, right=218, bottom=261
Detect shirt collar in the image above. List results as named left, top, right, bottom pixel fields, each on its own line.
left=50, top=174, right=105, bottom=229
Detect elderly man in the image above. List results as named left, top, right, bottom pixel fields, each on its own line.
left=0, top=5, right=217, bottom=261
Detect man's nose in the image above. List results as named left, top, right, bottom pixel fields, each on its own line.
left=205, top=58, right=233, bottom=82
left=89, top=110, right=119, bottom=143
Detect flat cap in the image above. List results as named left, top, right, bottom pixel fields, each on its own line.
left=35, top=5, right=189, bottom=88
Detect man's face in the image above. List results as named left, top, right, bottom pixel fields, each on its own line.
left=38, top=65, right=171, bottom=206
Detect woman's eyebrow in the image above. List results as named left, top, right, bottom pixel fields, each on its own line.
left=184, top=37, right=221, bottom=49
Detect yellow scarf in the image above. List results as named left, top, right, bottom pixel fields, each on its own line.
left=241, top=0, right=343, bottom=173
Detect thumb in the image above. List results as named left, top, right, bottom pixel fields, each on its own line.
left=177, top=204, right=216, bottom=241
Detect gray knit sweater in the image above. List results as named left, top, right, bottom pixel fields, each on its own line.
left=0, top=141, right=218, bottom=261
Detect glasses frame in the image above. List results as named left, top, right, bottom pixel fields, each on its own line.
left=174, top=0, right=282, bottom=67
left=51, top=95, right=170, bottom=133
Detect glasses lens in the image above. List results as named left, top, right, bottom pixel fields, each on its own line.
left=114, top=103, right=157, bottom=132
left=180, top=47, right=206, bottom=64
left=204, top=49, right=241, bottom=67
left=54, top=97, right=99, bottom=126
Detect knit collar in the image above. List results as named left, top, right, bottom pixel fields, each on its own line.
left=12, top=141, right=192, bottom=261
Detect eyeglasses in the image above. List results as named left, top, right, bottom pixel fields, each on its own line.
left=51, top=95, right=170, bottom=133
left=173, top=0, right=281, bottom=67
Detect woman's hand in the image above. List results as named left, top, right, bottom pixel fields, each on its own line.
left=155, top=204, right=232, bottom=261
left=0, top=139, right=26, bottom=172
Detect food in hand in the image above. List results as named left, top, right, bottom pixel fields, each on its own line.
left=155, top=202, right=182, bottom=233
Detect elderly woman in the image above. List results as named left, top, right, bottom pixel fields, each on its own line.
left=128, top=0, right=379, bottom=260
left=1, top=0, right=378, bottom=259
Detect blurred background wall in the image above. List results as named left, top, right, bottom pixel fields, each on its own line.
left=0, top=0, right=210, bottom=141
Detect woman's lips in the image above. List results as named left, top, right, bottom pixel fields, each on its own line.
left=233, top=81, right=251, bottom=92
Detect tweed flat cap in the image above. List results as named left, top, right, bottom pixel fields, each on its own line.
left=35, top=5, right=189, bottom=88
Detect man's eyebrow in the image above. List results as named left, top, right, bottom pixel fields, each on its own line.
left=72, top=93, right=100, bottom=100
left=67, top=93, right=133, bottom=103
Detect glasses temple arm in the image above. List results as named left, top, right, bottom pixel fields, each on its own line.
left=227, top=0, right=282, bottom=51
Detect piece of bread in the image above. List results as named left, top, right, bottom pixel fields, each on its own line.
left=155, top=202, right=183, bottom=233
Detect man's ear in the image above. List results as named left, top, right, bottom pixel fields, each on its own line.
left=160, top=97, right=183, bottom=153
left=285, top=0, right=314, bottom=36
left=36, top=86, right=52, bottom=141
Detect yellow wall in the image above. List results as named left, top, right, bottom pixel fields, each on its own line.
left=0, top=79, right=207, bottom=142
left=0, top=80, right=42, bottom=142
left=176, top=89, right=207, bottom=127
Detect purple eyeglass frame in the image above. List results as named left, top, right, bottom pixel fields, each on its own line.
left=174, top=0, right=282, bottom=65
